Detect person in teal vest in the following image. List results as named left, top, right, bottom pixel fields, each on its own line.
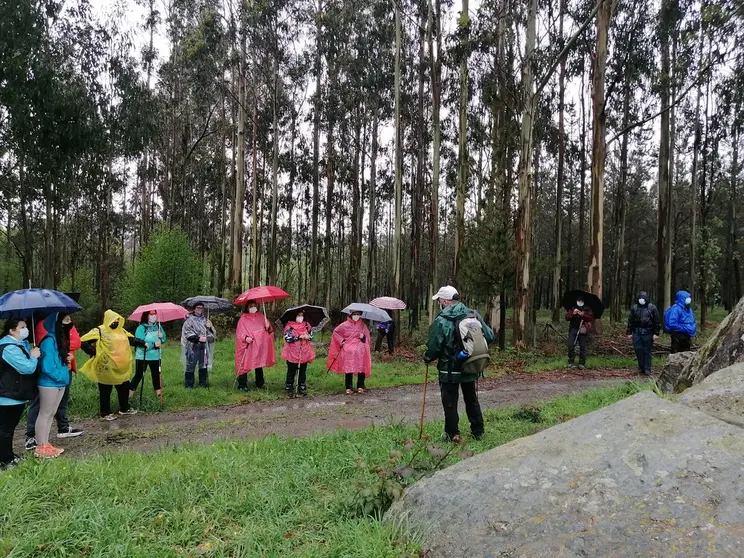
left=129, top=310, right=166, bottom=400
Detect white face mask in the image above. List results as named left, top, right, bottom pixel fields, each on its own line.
left=148, top=315, right=157, bottom=324
left=577, top=302, right=584, bottom=308
left=685, top=297, right=692, bottom=306
left=18, top=327, right=29, bottom=340
left=249, top=307, right=258, bottom=314
left=638, top=298, right=646, bottom=306
left=351, top=315, right=361, bottom=322
left=296, top=316, right=304, bottom=323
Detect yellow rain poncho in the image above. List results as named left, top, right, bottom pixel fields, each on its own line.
left=80, top=309, right=134, bottom=385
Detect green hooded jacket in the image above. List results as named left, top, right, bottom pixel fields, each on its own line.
left=424, top=302, right=495, bottom=383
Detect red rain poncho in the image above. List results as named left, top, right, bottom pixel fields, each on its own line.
left=281, top=321, right=316, bottom=364
left=235, top=312, right=276, bottom=375
left=327, top=317, right=372, bottom=377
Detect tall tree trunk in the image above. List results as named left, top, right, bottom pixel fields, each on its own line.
left=367, top=108, right=378, bottom=299
left=411, top=7, right=426, bottom=330
left=427, top=0, right=442, bottom=325
left=349, top=116, right=362, bottom=301
left=324, top=109, right=335, bottom=308
left=269, top=58, right=279, bottom=286
left=689, top=28, right=703, bottom=301
left=551, top=0, right=566, bottom=323
left=579, top=58, right=587, bottom=286
left=393, top=2, right=403, bottom=302
left=454, top=0, right=469, bottom=286
left=513, top=0, right=538, bottom=348
left=230, top=32, right=247, bottom=290
left=250, top=91, right=260, bottom=287
left=310, top=0, right=323, bottom=303
left=612, top=79, right=630, bottom=323
left=587, top=0, right=613, bottom=308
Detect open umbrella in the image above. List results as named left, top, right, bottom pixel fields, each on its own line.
left=181, top=296, right=233, bottom=314
left=561, top=290, right=605, bottom=319
left=279, top=305, right=330, bottom=331
left=342, top=303, right=391, bottom=323
left=234, top=286, right=290, bottom=306
left=0, top=289, right=82, bottom=319
left=127, top=302, right=189, bottom=323
left=370, top=296, right=407, bottom=311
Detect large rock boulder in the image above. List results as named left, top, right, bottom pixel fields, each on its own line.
left=659, top=296, right=744, bottom=393
left=677, top=363, right=744, bottom=427
left=386, top=392, right=744, bottom=557
left=657, top=351, right=696, bottom=393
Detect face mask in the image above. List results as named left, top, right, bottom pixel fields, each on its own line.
left=149, top=315, right=157, bottom=324
left=62, top=323, right=73, bottom=331
left=18, top=327, right=29, bottom=340
left=638, top=298, right=646, bottom=306
left=249, top=307, right=258, bottom=314
left=296, top=316, right=304, bottom=323
left=351, top=315, right=361, bottom=322
left=685, top=297, right=692, bottom=306
left=111, top=321, right=120, bottom=329
left=195, top=309, right=203, bottom=316
left=577, top=302, right=584, bottom=308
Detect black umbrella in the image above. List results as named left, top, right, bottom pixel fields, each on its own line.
left=561, top=290, right=605, bottom=319
left=279, top=305, right=330, bottom=330
left=181, top=296, right=234, bottom=314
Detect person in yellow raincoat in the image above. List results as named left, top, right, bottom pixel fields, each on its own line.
left=80, top=310, right=147, bottom=421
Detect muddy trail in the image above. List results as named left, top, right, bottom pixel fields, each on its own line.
left=34, top=368, right=641, bottom=457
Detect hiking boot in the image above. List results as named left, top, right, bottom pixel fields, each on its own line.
left=566, top=362, right=576, bottom=369
left=57, top=427, right=84, bottom=439
left=34, top=443, right=63, bottom=459
left=24, top=437, right=37, bottom=451
left=101, top=414, right=118, bottom=421
left=578, top=364, right=586, bottom=370
left=285, top=383, right=295, bottom=398
left=442, top=434, right=462, bottom=444
left=237, top=386, right=250, bottom=392
left=298, top=384, right=307, bottom=397
left=118, top=409, right=138, bottom=416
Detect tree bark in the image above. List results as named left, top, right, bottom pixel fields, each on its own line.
left=427, top=0, right=442, bottom=325
left=393, top=1, right=403, bottom=301
left=551, top=0, right=566, bottom=323
left=454, top=0, right=469, bottom=286
left=230, top=24, right=247, bottom=290
left=310, top=0, right=323, bottom=303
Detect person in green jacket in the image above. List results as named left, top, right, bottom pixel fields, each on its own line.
left=129, top=310, right=166, bottom=400
left=425, top=286, right=494, bottom=443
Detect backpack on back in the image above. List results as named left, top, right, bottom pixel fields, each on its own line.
left=456, top=312, right=490, bottom=376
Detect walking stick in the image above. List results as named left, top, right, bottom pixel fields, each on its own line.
left=158, top=324, right=164, bottom=407
left=419, top=363, right=430, bottom=440
left=326, top=339, right=345, bottom=373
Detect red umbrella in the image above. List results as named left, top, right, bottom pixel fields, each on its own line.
left=234, top=286, right=290, bottom=306
left=127, top=302, right=190, bottom=323
left=370, top=296, right=407, bottom=311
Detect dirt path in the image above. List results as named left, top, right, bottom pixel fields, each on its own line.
left=39, top=368, right=639, bottom=457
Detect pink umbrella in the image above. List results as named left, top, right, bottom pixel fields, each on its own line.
left=370, top=296, right=407, bottom=311
left=127, top=302, right=190, bottom=323
left=234, top=286, right=290, bottom=306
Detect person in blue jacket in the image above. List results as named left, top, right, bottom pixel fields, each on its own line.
left=129, top=310, right=166, bottom=401
left=664, top=290, right=697, bottom=353
left=35, top=313, right=73, bottom=459
left=0, top=318, right=40, bottom=468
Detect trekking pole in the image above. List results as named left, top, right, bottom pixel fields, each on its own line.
left=158, top=324, right=164, bottom=407
left=574, top=319, right=584, bottom=348
left=326, top=339, right=345, bottom=374
left=419, top=363, right=430, bottom=440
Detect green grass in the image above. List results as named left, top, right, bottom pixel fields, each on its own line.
left=525, top=355, right=665, bottom=373
left=0, top=382, right=649, bottom=558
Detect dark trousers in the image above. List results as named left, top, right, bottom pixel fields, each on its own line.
left=567, top=329, right=588, bottom=365
left=0, top=404, right=25, bottom=465
left=99, top=382, right=130, bottom=416
left=238, top=368, right=264, bottom=389
left=632, top=332, right=654, bottom=374
left=185, top=344, right=208, bottom=387
left=286, top=362, right=307, bottom=387
left=26, top=384, right=70, bottom=437
left=375, top=330, right=395, bottom=354
left=440, top=381, right=484, bottom=438
left=131, top=360, right=162, bottom=392
left=345, top=373, right=366, bottom=390
left=670, top=332, right=691, bottom=353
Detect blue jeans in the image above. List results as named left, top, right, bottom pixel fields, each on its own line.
left=185, top=344, right=208, bottom=387
left=25, top=384, right=70, bottom=437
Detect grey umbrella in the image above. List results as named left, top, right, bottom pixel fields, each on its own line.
left=341, top=303, right=391, bottom=322
left=181, top=296, right=234, bottom=314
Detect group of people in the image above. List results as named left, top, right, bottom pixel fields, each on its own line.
left=565, top=289, right=697, bottom=375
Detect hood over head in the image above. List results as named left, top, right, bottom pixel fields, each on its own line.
left=103, top=309, right=126, bottom=330
left=675, top=290, right=691, bottom=306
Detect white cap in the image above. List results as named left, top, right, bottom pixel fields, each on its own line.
left=432, top=285, right=458, bottom=301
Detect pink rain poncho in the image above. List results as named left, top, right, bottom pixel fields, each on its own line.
left=235, top=312, right=276, bottom=376
left=327, top=317, right=372, bottom=377
left=281, top=321, right=316, bottom=364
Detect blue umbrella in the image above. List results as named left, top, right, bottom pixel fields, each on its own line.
left=0, top=289, right=82, bottom=319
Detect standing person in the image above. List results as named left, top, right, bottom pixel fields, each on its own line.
left=235, top=301, right=275, bottom=391
left=665, top=290, right=697, bottom=353
left=327, top=311, right=372, bottom=394
left=626, top=291, right=661, bottom=376
left=281, top=310, right=315, bottom=397
left=566, top=296, right=595, bottom=369
left=374, top=319, right=396, bottom=355
left=80, top=310, right=145, bottom=420
left=25, top=315, right=83, bottom=451
left=129, top=310, right=165, bottom=400
left=424, top=286, right=494, bottom=443
left=181, top=303, right=216, bottom=388
left=34, top=313, right=73, bottom=458
left=0, top=319, right=39, bottom=469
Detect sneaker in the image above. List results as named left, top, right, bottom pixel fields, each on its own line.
left=356, top=388, right=366, bottom=394
left=34, top=443, right=63, bottom=459
left=118, top=409, right=138, bottom=416
left=237, top=385, right=250, bottom=392
left=101, top=414, right=118, bottom=421
left=298, top=385, right=307, bottom=397
left=57, top=427, right=84, bottom=439
left=1, top=455, right=22, bottom=470
left=24, top=437, right=37, bottom=451
left=442, top=434, right=462, bottom=444
left=345, top=389, right=353, bottom=395
left=566, top=362, right=576, bottom=369
left=578, top=364, right=586, bottom=370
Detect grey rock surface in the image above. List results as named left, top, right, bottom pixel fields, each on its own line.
left=657, top=351, right=695, bottom=393
left=678, top=363, right=744, bottom=427
left=386, top=391, right=744, bottom=557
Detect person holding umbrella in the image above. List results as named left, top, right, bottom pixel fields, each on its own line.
left=129, top=310, right=166, bottom=401
left=565, top=294, right=595, bottom=369
left=281, top=309, right=315, bottom=397
left=328, top=310, right=372, bottom=394
left=181, top=302, right=216, bottom=388
left=0, top=318, right=39, bottom=468
left=235, top=300, right=275, bottom=391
